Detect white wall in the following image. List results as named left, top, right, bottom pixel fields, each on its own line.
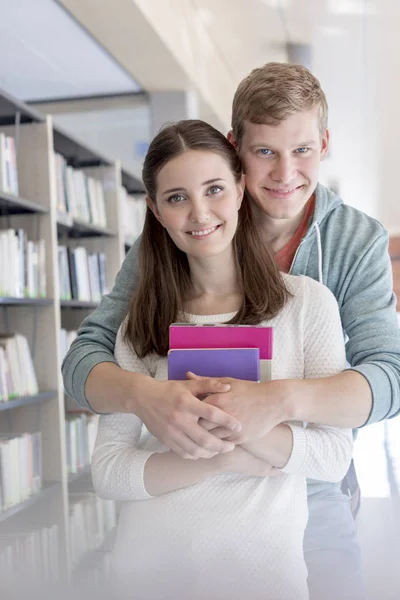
left=314, top=18, right=378, bottom=220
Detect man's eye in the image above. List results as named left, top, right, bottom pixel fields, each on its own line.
left=257, top=148, right=273, bottom=156
left=295, top=147, right=310, bottom=154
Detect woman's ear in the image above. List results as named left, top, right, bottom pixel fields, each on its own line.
left=146, top=196, right=163, bottom=225
left=237, top=174, right=245, bottom=209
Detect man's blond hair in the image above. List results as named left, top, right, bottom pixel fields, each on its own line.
left=232, top=62, right=328, bottom=144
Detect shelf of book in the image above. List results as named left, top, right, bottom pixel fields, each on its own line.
left=0, top=390, right=57, bottom=411
left=68, top=466, right=92, bottom=487
left=73, top=525, right=116, bottom=580
left=57, top=216, right=116, bottom=239
left=0, top=297, right=53, bottom=306
left=0, top=482, right=60, bottom=524
left=0, top=86, right=144, bottom=584
left=0, top=191, right=49, bottom=215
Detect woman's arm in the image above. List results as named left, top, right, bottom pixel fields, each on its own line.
left=241, top=422, right=353, bottom=483
left=91, top=412, right=272, bottom=500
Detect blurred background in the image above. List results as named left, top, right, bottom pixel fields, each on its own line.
left=0, top=1, right=399, bottom=598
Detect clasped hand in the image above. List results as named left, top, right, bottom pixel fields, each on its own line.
left=186, top=372, right=286, bottom=443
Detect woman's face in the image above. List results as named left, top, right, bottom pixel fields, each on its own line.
left=150, top=150, right=244, bottom=260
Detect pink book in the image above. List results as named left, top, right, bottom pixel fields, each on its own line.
left=169, top=324, right=273, bottom=381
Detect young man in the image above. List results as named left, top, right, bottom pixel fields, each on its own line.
left=62, top=63, right=400, bottom=599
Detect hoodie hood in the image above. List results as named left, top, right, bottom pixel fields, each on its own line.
left=305, top=183, right=343, bottom=240
left=290, top=183, right=344, bottom=285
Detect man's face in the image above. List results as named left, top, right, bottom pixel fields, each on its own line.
left=235, top=108, right=329, bottom=222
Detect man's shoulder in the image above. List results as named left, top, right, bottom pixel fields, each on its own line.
left=322, top=196, right=386, bottom=234
left=319, top=202, right=388, bottom=252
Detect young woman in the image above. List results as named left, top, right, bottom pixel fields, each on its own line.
left=91, top=120, right=353, bottom=600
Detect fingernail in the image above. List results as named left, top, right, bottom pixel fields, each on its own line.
left=223, top=444, right=235, bottom=453
left=218, top=383, right=230, bottom=389
left=231, top=423, right=241, bottom=432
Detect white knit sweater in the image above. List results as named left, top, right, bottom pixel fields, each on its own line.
left=91, top=274, right=353, bottom=600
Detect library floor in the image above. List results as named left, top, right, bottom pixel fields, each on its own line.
left=354, top=419, right=400, bottom=600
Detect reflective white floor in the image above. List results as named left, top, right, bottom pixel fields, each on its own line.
left=354, top=418, right=400, bottom=599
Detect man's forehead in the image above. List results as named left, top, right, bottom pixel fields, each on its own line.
left=241, top=115, right=321, bottom=144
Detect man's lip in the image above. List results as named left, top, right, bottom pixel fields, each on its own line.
left=265, top=185, right=303, bottom=193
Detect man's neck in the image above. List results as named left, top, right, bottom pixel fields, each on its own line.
left=255, top=205, right=309, bottom=254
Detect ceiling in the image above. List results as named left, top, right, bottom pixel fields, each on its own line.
left=189, top=0, right=378, bottom=83
left=0, top=0, right=141, bottom=101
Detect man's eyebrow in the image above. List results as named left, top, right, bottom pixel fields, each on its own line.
left=250, top=140, right=317, bottom=149
left=161, top=178, right=225, bottom=195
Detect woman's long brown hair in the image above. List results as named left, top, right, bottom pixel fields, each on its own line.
left=124, top=120, right=289, bottom=357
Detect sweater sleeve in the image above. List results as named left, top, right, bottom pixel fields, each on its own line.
left=339, top=231, right=400, bottom=425
left=90, top=328, right=157, bottom=501
left=61, top=238, right=141, bottom=411
left=280, top=278, right=353, bottom=482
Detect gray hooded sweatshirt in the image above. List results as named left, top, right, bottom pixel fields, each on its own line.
left=62, top=183, right=400, bottom=490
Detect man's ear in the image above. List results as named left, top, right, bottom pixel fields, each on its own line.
left=146, top=196, right=163, bottom=225
left=320, top=129, right=330, bottom=161
left=227, top=130, right=239, bottom=150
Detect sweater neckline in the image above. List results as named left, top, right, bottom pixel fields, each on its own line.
left=182, top=311, right=238, bottom=324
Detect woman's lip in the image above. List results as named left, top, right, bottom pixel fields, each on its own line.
left=186, top=224, right=222, bottom=238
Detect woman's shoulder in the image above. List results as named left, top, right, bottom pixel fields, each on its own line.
left=282, top=273, right=337, bottom=304
left=279, top=273, right=340, bottom=322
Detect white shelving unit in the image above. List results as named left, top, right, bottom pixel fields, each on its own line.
left=0, top=87, right=144, bottom=586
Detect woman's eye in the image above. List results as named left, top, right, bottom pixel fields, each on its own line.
left=168, top=194, right=185, bottom=204
left=208, top=185, right=223, bottom=195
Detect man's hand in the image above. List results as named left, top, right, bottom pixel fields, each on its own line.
left=134, top=377, right=242, bottom=459
left=187, top=372, right=291, bottom=443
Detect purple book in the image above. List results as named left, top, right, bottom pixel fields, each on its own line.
left=168, top=348, right=260, bottom=381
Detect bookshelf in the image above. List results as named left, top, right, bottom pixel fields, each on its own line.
left=0, top=191, right=49, bottom=215
left=0, top=86, right=146, bottom=588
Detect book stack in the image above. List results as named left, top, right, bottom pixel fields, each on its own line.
left=54, top=152, right=107, bottom=227
left=0, top=431, right=42, bottom=513
left=120, top=188, right=147, bottom=247
left=0, top=229, right=46, bottom=298
left=0, top=333, right=39, bottom=401
left=58, top=245, right=108, bottom=302
left=68, top=493, right=117, bottom=568
left=0, top=523, right=59, bottom=587
left=65, top=413, right=99, bottom=476
left=0, top=134, right=18, bottom=196
left=168, top=324, right=273, bottom=382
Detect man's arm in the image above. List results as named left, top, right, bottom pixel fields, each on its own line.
left=197, top=232, right=400, bottom=434
left=288, top=230, right=400, bottom=428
